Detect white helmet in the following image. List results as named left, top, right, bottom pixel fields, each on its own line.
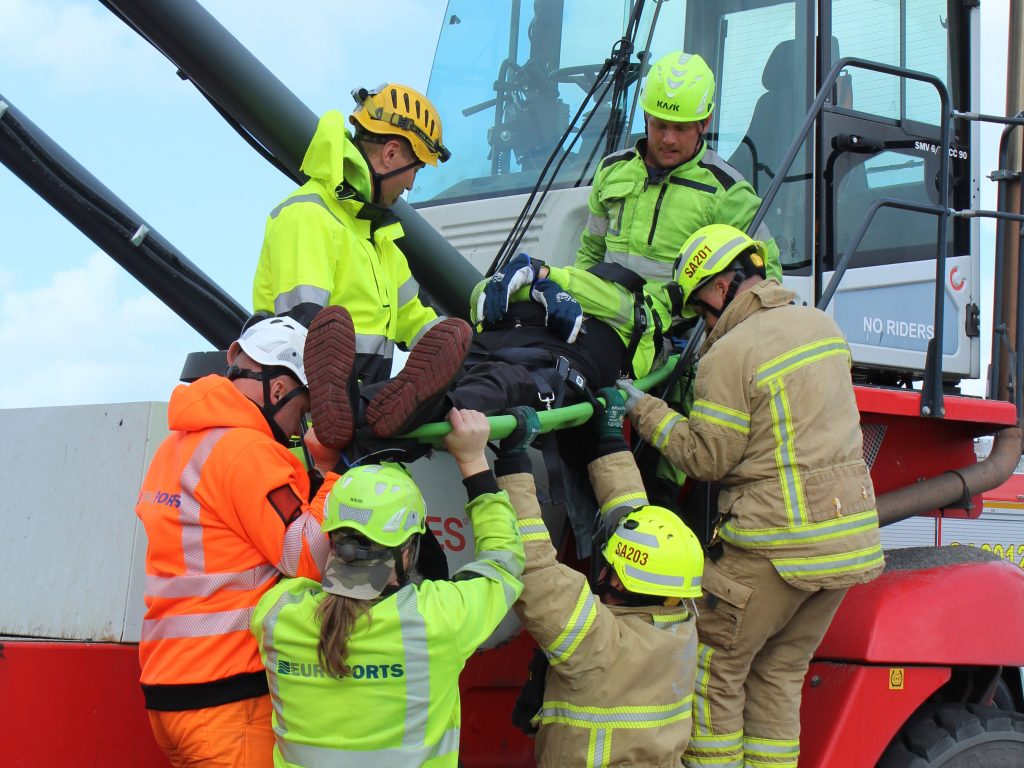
left=236, top=316, right=308, bottom=385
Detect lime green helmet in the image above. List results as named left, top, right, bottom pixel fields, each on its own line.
left=322, top=463, right=426, bottom=547
left=640, top=51, right=715, bottom=122
left=603, top=506, right=703, bottom=599
left=674, top=224, right=768, bottom=319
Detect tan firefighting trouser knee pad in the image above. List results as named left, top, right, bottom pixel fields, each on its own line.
left=683, top=545, right=847, bottom=768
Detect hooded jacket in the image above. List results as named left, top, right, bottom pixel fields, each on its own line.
left=136, top=375, right=331, bottom=710
left=501, top=451, right=698, bottom=767
left=253, top=110, right=442, bottom=385
left=630, top=280, right=884, bottom=590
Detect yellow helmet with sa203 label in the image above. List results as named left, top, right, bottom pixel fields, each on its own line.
left=603, top=505, right=703, bottom=599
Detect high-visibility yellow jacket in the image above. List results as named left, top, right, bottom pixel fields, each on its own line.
left=630, top=280, right=884, bottom=590
left=469, top=265, right=674, bottom=379
left=136, top=375, right=331, bottom=711
left=574, top=138, right=782, bottom=314
left=250, top=474, right=524, bottom=767
left=253, top=110, right=442, bottom=385
left=502, top=451, right=698, bottom=768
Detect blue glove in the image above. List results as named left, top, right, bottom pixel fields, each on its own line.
left=531, top=278, right=583, bottom=343
left=477, top=253, right=539, bottom=326
left=615, top=378, right=645, bottom=414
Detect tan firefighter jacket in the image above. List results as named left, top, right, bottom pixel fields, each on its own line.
left=499, top=451, right=698, bottom=768
left=631, top=280, right=884, bottom=590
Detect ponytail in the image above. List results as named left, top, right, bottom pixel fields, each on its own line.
left=316, top=594, right=372, bottom=678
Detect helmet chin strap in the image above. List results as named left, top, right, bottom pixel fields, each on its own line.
left=352, top=137, right=419, bottom=205
left=226, top=365, right=306, bottom=446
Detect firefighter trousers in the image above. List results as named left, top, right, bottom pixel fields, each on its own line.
left=684, top=544, right=847, bottom=768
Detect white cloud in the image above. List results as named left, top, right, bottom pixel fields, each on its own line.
left=0, top=252, right=208, bottom=409
left=0, top=0, right=170, bottom=93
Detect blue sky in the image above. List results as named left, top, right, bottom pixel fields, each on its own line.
left=0, top=0, right=1014, bottom=407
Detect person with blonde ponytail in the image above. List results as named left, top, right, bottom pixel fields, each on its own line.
left=251, top=408, right=524, bottom=767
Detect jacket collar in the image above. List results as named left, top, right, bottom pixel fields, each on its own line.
left=300, top=110, right=374, bottom=202
left=702, top=279, right=795, bottom=353
left=634, top=136, right=708, bottom=178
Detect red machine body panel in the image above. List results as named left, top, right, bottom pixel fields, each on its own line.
left=0, top=641, right=166, bottom=768
left=817, top=558, right=1024, bottom=664
left=799, top=663, right=951, bottom=767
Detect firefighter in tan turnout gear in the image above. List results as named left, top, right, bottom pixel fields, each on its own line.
left=494, top=400, right=704, bottom=767
left=615, top=224, right=884, bottom=768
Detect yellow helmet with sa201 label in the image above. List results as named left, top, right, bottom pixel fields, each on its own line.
left=639, top=51, right=716, bottom=123
left=674, top=224, right=768, bottom=319
left=602, top=505, right=703, bottom=599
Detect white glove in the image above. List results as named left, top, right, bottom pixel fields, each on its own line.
left=615, top=378, right=645, bottom=414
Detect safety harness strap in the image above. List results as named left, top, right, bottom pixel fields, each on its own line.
left=587, top=262, right=648, bottom=378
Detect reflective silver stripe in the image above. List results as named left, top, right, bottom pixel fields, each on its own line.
left=278, top=727, right=460, bottom=767
left=270, top=192, right=343, bottom=227
left=652, top=412, right=684, bottom=451
left=744, top=736, right=800, bottom=756
left=410, top=316, right=445, bottom=347
left=455, top=560, right=519, bottom=607
left=613, top=528, right=660, bottom=548
left=756, top=338, right=851, bottom=386
left=586, top=212, right=609, bottom=237
left=397, top=276, right=420, bottom=307
left=547, top=589, right=596, bottom=663
left=614, top=565, right=688, bottom=593
left=720, top=509, right=879, bottom=547
left=273, top=284, right=330, bottom=315
left=261, top=587, right=306, bottom=739
left=606, top=251, right=674, bottom=281
left=538, top=697, right=691, bottom=726
left=145, top=564, right=278, bottom=598
left=691, top=400, right=750, bottom=434
left=702, top=236, right=750, bottom=274
left=396, top=588, right=430, bottom=748
left=477, top=548, right=524, bottom=578
left=276, top=512, right=327, bottom=577
left=676, top=235, right=707, bottom=267
left=141, top=606, right=254, bottom=641
left=692, top=643, right=714, bottom=733
left=768, top=380, right=807, bottom=526
left=701, top=148, right=745, bottom=184
left=590, top=728, right=609, bottom=768
left=517, top=521, right=549, bottom=539
left=179, top=428, right=229, bottom=573
left=772, top=547, right=885, bottom=578
left=356, top=332, right=390, bottom=356
left=335, top=503, right=372, bottom=526
left=599, top=491, right=648, bottom=518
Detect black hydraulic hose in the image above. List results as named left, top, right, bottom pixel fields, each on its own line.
left=101, top=0, right=479, bottom=319
left=488, top=3, right=646, bottom=276
left=0, top=96, right=247, bottom=348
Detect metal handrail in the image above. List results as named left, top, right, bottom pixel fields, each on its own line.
left=749, top=57, right=952, bottom=418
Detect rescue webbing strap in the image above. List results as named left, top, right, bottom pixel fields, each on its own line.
left=586, top=262, right=648, bottom=378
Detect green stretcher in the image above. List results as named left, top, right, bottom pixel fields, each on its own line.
left=404, top=354, right=680, bottom=445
